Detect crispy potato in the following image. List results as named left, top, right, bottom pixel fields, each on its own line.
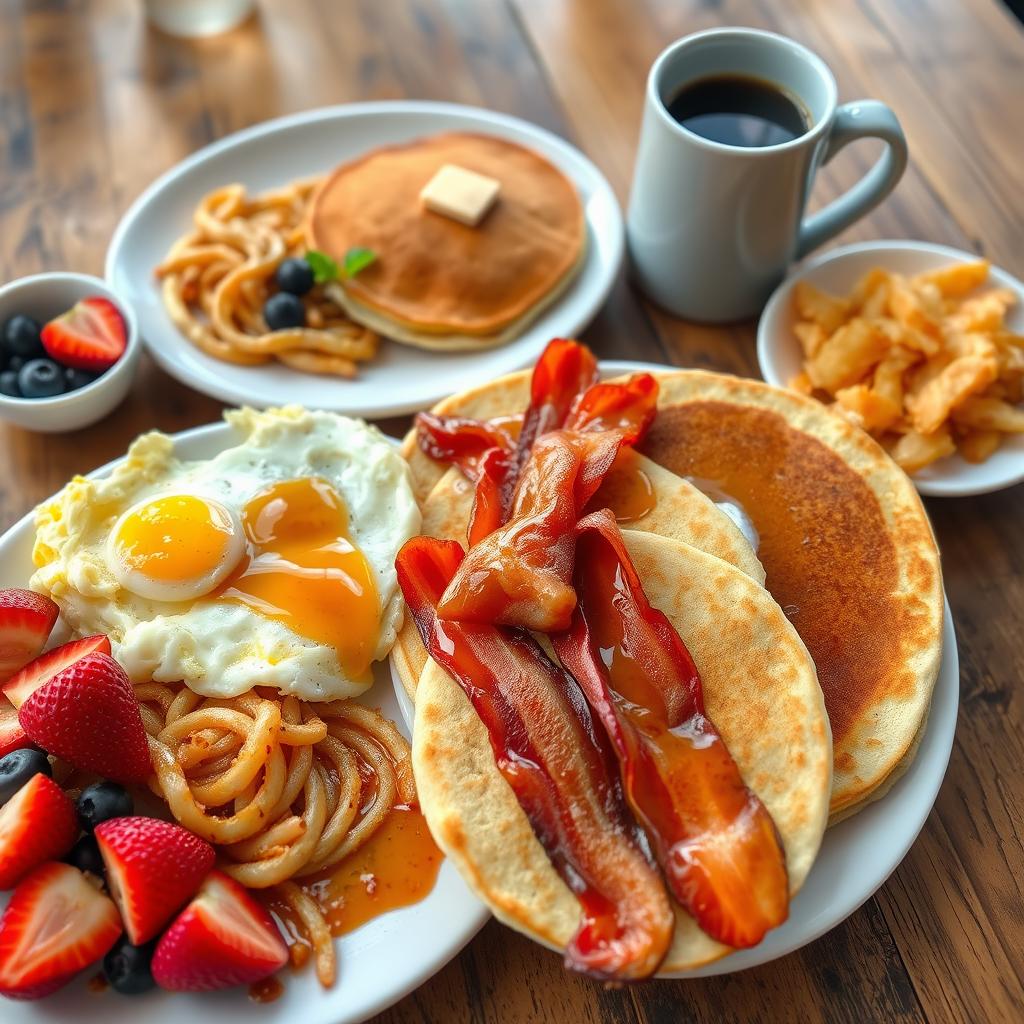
left=885, top=427, right=957, bottom=474
left=952, top=396, right=1024, bottom=433
left=956, top=429, right=1003, bottom=464
left=790, top=258, right=1020, bottom=473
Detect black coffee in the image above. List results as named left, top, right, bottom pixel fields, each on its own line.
left=666, top=75, right=809, bottom=148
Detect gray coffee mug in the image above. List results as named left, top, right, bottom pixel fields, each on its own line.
left=627, top=28, right=908, bottom=322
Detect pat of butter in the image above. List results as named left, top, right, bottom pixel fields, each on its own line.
left=420, top=164, right=501, bottom=227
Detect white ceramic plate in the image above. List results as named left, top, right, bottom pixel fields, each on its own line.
left=756, top=240, right=1024, bottom=497
left=105, top=101, right=623, bottom=418
left=0, top=421, right=488, bottom=1024
left=396, top=357, right=959, bottom=977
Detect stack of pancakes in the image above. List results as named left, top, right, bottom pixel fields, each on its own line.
left=305, top=133, right=586, bottom=350
left=393, top=367, right=943, bottom=971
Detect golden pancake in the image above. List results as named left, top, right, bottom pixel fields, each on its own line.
left=638, top=371, right=943, bottom=821
left=413, top=530, right=832, bottom=972
left=391, top=446, right=765, bottom=703
left=306, top=133, right=585, bottom=344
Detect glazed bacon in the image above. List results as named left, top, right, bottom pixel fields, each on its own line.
left=395, top=536, right=674, bottom=981
left=436, top=373, right=658, bottom=631
left=552, top=510, right=790, bottom=949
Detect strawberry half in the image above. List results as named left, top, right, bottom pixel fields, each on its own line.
left=0, top=862, right=121, bottom=999
left=95, top=817, right=214, bottom=944
left=152, top=871, right=288, bottom=991
left=41, top=296, right=126, bottom=372
left=2, top=634, right=111, bottom=709
left=0, top=697, right=30, bottom=758
left=0, top=589, right=58, bottom=682
left=17, top=651, right=151, bottom=784
left=0, top=774, right=79, bottom=890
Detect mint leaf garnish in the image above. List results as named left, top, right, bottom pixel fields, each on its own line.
left=305, top=250, right=339, bottom=284
left=343, top=247, right=377, bottom=278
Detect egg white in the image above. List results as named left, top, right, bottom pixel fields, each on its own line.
left=30, top=407, right=422, bottom=701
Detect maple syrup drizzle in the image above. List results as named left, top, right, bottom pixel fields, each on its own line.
left=248, top=975, right=285, bottom=1003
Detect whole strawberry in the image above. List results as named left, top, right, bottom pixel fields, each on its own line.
left=95, top=817, right=215, bottom=944
left=17, top=652, right=151, bottom=784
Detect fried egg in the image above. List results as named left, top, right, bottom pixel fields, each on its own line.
left=30, top=407, right=421, bottom=701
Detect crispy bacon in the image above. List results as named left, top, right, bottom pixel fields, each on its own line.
left=414, top=411, right=516, bottom=480
left=552, top=510, right=790, bottom=949
left=437, top=374, right=659, bottom=631
left=396, top=536, right=674, bottom=981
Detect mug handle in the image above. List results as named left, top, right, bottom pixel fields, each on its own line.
left=796, top=100, right=907, bottom=259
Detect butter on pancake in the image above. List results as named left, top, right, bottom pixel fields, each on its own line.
left=307, top=133, right=586, bottom=350
left=638, top=371, right=943, bottom=822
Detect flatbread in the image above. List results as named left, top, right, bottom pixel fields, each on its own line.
left=638, top=370, right=944, bottom=822
left=413, top=530, right=832, bottom=972
left=306, top=133, right=586, bottom=343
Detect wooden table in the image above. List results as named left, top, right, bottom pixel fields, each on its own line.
left=2, top=1, right=1022, bottom=1020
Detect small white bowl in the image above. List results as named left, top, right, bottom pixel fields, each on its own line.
left=757, top=240, right=1024, bottom=497
left=0, top=272, right=141, bottom=433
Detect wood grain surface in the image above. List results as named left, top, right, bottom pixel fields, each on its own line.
left=1, top=1, right=1022, bottom=1021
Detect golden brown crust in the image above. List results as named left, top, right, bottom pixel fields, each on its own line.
left=306, top=133, right=585, bottom=337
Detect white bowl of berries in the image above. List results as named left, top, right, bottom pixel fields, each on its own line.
left=0, top=273, right=140, bottom=433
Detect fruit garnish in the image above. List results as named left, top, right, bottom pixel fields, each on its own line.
left=553, top=510, right=790, bottom=949
left=2, top=633, right=111, bottom=708
left=262, top=292, right=305, bottom=331
left=152, top=870, right=288, bottom=991
left=76, top=781, right=133, bottom=833
left=40, top=296, right=126, bottom=372
left=0, top=698, right=31, bottom=759
left=65, top=835, right=105, bottom=878
left=0, top=773, right=78, bottom=889
left=0, top=588, right=59, bottom=681
left=396, top=536, right=673, bottom=981
left=0, top=747, right=50, bottom=804
left=96, top=816, right=214, bottom=944
left=17, top=359, right=64, bottom=399
left=274, top=257, right=315, bottom=296
left=0, top=862, right=121, bottom=999
left=17, top=651, right=151, bottom=784
left=103, top=934, right=157, bottom=996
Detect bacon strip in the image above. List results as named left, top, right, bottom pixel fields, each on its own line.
left=437, top=374, right=659, bottom=631
left=414, top=411, right=516, bottom=480
left=552, top=510, right=790, bottom=949
left=396, top=536, right=674, bottom=980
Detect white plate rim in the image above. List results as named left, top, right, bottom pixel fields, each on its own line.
left=104, top=100, right=624, bottom=419
left=755, top=239, right=1024, bottom=498
left=0, top=419, right=489, bottom=1024
left=395, top=357, right=959, bottom=978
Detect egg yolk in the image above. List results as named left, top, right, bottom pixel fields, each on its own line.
left=111, top=494, right=242, bottom=599
left=218, top=477, right=380, bottom=683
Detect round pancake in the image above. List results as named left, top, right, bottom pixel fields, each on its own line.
left=307, top=133, right=585, bottom=341
left=637, top=370, right=943, bottom=822
left=392, top=447, right=765, bottom=703
left=413, top=530, right=832, bottom=972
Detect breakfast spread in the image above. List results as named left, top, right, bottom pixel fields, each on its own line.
left=1, top=300, right=127, bottom=400
left=789, top=260, right=1024, bottom=471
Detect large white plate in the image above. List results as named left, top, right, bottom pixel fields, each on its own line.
left=395, top=357, right=960, bottom=977
left=105, top=101, right=623, bottom=418
left=0, top=421, right=488, bottom=1024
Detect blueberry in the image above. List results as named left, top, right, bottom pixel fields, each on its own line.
left=18, top=358, right=65, bottom=399
left=66, top=834, right=105, bottom=877
left=76, top=781, right=133, bottom=832
left=0, top=370, right=19, bottom=398
left=274, top=257, right=315, bottom=296
left=6, top=355, right=25, bottom=375
left=103, top=935, right=157, bottom=995
left=0, top=748, right=51, bottom=804
left=2, top=315, right=44, bottom=360
left=263, top=292, right=306, bottom=331
left=63, top=366, right=97, bottom=391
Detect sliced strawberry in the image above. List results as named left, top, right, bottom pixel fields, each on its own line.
left=0, top=589, right=58, bottom=682
left=0, top=774, right=78, bottom=890
left=40, top=296, right=126, bottom=372
left=152, top=871, right=288, bottom=991
left=95, top=816, right=214, bottom=944
left=2, top=634, right=111, bottom=709
left=17, top=652, right=150, bottom=784
left=0, top=862, right=121, bottom=999
left=0, top=697, right=31, bottom=758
